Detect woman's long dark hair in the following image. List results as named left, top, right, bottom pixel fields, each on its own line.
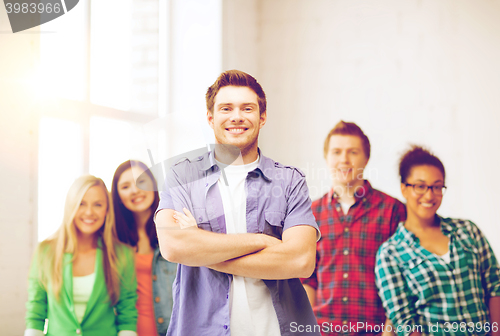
left=111, top=160, right=159, bottom=249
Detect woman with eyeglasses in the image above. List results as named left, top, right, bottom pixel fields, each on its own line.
left=375, top=146, right=500, bottom=336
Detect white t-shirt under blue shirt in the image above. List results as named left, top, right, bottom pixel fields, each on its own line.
left=216, top=156, right=281, bottom=336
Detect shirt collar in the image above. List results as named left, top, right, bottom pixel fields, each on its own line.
left=328, top=180, right=373, bottom=203
left=395, top=215, right=456, bottom=245
left=395, top=222, right=417, bottom=245
left=254, top=150, right=273, bottom=182
left=96, top=236, right=103, bottom=249
left=438, top=216, right=456, bottom=235
left=199, top=150, right=217, bottom=171
left=198, top=148, right=272, bottom=182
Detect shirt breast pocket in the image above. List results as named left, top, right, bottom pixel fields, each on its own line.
left=461, top=243, right=480, bottom=270
left=461, top=242, right=482, bottom=288
left=402, top=257, right=437, bottom=300
left=193, top=208, right=212, bottom=232
left=263, top=211, right=285, bottom=240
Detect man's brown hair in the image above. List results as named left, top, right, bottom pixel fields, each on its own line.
left=206, top=70, right=267, bottom=115
left=323, top=121, right=371, bottom=159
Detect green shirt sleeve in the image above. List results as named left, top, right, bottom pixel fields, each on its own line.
left=115, top=245, right=138, bottom=332
left=375, top=245, right=418, bottom=336
left=470, top=221, right=500, bottom=298
left=25, top=246, right=48, bottom=331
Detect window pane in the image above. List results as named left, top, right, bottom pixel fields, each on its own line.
left=39, top=0, right=87, bottom=100
left=90, top=0, right=158, bottom=115
left=89, top=116, right=149, bottom=187
left=38, top=117, right=83, bottom=241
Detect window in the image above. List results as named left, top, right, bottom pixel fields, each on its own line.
left=89, top=116, right=143, bottom=186
left=37, top=0, right=222, bottom=241
left=39, top=0, right=87, bottom=101
left=38, top=118, right=83, bottom=240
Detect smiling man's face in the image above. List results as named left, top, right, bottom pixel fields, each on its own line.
left=325, top=134, right=368, bottom=187
left=208, top=85, right=267, bottom=157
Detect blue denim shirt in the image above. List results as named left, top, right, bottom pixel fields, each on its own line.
left=156, top=150, right=320, bottom=336
left=152, top=247, right=177, bottom=336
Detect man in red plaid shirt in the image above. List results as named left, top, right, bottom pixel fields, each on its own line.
left=302, top=121, right=406, bottom=335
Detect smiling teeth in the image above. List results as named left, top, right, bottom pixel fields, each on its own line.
left=132, top=197, right=144, bottom=203
left=83, top=219, right=95, bottom=224
left=228, top=128, right=245, bottom=132
left=420, top=203, right=434, bottom=208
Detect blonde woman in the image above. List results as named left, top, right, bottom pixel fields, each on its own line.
left=25, top=175, right=138, bottom=336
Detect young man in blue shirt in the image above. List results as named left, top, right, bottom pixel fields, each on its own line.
left=155, top=70, right=320, bottom=336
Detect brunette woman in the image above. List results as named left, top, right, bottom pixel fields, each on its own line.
left=112, top=160, right=176, bottom=336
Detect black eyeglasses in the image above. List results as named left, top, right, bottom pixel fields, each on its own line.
left=405, top=183, right=447, bottom=196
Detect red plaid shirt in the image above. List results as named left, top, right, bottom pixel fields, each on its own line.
left=302, top=181, right=406, bottom=335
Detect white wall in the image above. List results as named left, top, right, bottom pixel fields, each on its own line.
left=223, top=0, right=500, bottom=255
left=222, top=0, right=259, bottom=76
left=0, top=9, right=39, bottom=334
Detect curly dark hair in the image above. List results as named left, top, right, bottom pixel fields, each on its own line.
left=399, top=145, right=445, bottom=183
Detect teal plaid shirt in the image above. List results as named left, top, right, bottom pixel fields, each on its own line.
left=375, top=217, right=500, bottom=336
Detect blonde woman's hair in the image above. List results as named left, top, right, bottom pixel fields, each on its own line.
left=37, top=175, right=123, bottom=305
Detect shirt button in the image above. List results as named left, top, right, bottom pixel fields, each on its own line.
left=224, top=325, right=228, bottom=329
left=199, top=217, right=203, bottom=222
left=343, top=273, right=348, bottom=279
left=280, top=221, right=284, bottom=225
left=158, top=317, right=164, bottom=324
left=344, top=227, right=349, bottom=233
left=343, top=249, right=349, bottom=255
left=155, top=297, right=161, bottom=303
left=343, top=296, right=348, bottom=302
left=226, top=294, right=229, bottom=299
left=76, top=329, right=81, bottom=335
left=152, top=275, right=157, bottom=281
